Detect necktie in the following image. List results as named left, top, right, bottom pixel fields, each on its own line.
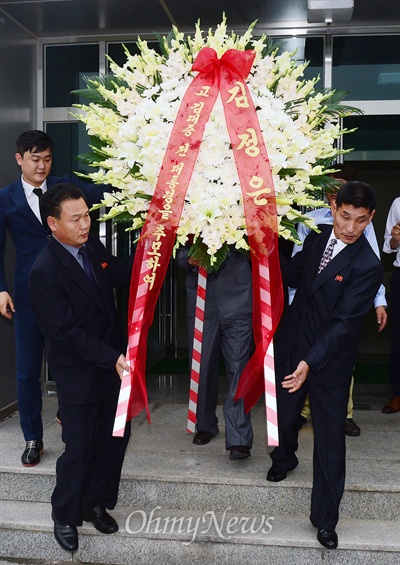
left=78, top=246, right=98, bottom=287
left=32, top=188, right=45, bottom=225
left=318, top=238, right=337, bottom=274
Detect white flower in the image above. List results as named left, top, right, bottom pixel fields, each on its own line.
left=74, top=18, right=356, bottom=268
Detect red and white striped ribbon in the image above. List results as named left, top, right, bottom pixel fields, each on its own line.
left=259, top=262, right=279, bottom=446
left=113, top=260, right=151, bottom=437
left=187, top=267, right=207, bottom=433
left=264, top=340, right=278, bottom=445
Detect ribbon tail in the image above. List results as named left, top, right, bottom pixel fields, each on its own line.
left=187, top=267, right=207, bottom=433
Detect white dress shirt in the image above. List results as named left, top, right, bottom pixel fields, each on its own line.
left=383, top=196, right=400, bottom=268
left=21, top=175, right=47, bottom=224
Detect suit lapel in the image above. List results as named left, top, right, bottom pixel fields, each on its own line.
left=309, top=227, right=331, bottom=279
left=9, top=179, right=44, bottom=228
left=49, top=238, right=106, bottom=313
left=310, top=234, right=365, bottom=295
left=85, top=242, right=117, bottom=321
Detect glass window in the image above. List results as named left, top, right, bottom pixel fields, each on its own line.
left=45, top=121, right=93, bottom=176
left=333, top=36, right=400, bottom=100
left=343, top=115, right=400, bottom=161
left=273, top=36, right=324, bottom=83
left=45, top=44, right=99, bottom=107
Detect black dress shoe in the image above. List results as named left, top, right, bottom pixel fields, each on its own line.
left=317, top=528, right=338, bottom=549
left=193, top=431, right=214, bottom=445
left=345, top=418, right=360, bottom=437
left=229, top=446, right=251, bottom=460
left=266, top=466, right=287, bottom=482
left=83, top=505, right=118, bottom=534
left=21, top=440, right=44, bottom=467
left=52, top=513, right=78, bottom=552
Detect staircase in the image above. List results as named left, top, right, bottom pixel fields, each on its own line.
left=0, top=378, right=399, bottom=564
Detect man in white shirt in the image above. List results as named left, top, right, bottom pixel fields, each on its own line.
left=382, top=196, right=400, bottom=414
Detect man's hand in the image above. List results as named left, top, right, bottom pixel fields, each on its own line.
left=0, top=291, right=15, bottom=319
left=390, top=222, right=400, bottom=250
left=188, top=256, right=200, bottom=267
left=376, top=305, right=388, bottom=332
left=115, top=354, right=130, bottom=380
left=282, top=360, right=310, bottom=393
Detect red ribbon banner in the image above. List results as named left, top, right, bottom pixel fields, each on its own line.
left=115, top=47, right=284, bottom=433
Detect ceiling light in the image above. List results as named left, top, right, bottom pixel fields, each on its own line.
left=307, top=0, right=354, bottom=23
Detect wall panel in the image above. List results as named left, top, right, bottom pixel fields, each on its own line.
left=0, top=14, right=36, bottom=415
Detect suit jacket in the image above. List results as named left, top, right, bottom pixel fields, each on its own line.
left=29, top=235, right=133, bottom=405
left=175, top=247, right=252, bottom=320
left=0, top=174, right=106, bottom=307
left=275, top=224, right=384, bottom=388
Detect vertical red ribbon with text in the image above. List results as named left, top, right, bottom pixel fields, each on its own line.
left=113, top=47, right=284, bottom=441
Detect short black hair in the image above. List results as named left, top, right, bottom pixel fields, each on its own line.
left=335, top=181, right=376, bottom=213
left=41, top=183, right=86, bottom=220
left=16, top=130, right=54, bottom=156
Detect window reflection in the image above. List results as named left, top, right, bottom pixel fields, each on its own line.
left=45, top=44, right=99, bottom=107
left=45, top=122, right=92, bottom=176
left=333, top=36, right=400, bottom=100
left=343, top=115, right=400, bottom=161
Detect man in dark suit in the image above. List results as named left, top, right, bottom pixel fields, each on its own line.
left=267, top=181, right=384, bottom=550
left=176, top=248, right=253, bottom=460
left=0, top=130, right=109, bottom=467
left=29, top=183, right=132, bottom=552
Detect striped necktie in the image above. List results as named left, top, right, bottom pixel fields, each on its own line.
left=318, top=238, right=337, bottom=274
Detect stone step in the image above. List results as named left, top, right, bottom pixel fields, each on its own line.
left=1, top=500, right=399, bottom=565
left=1, top=390, right=400, bottom=564
left=2, top=462, right=399, bottom=523
left=1, top=401, right=399, bottom=521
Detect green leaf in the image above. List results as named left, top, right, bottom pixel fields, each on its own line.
left=187, top=239, right=231, bottom=273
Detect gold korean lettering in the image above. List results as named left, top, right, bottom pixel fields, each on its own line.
left=171, top=163, right=184, bottom=175
left=152, top=225, right=167, bottom=241
left=146, top=256, right=161, bottom=271
left=182, top=124, right=196, bottom=137
left=143, top=272, right=156, bottom=289
left=176, top=143, right=189, bottom=157
left=246, top=176, right=272, bottom=206
left=227, top=81, right=249, bottom=108
left=160, top=209, right=173, bottom=219
left=237, top=128, right=260, bottom=157
left=195, top=86, right=211, bottom=97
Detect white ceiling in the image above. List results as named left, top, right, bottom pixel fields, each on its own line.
left=0, top=0, right=399, bottom=40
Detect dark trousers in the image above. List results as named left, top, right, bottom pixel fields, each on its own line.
left=187, top=312, right=253, bottom=449
left=52, top=386, right=131, bottom=526
left=389, top=269, right=400, bottom=396
left=15, top=306, right=45, bottom=441
left=271, top=373, right=348, bottom=530
left=309, top=383, right=348, bottom=529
